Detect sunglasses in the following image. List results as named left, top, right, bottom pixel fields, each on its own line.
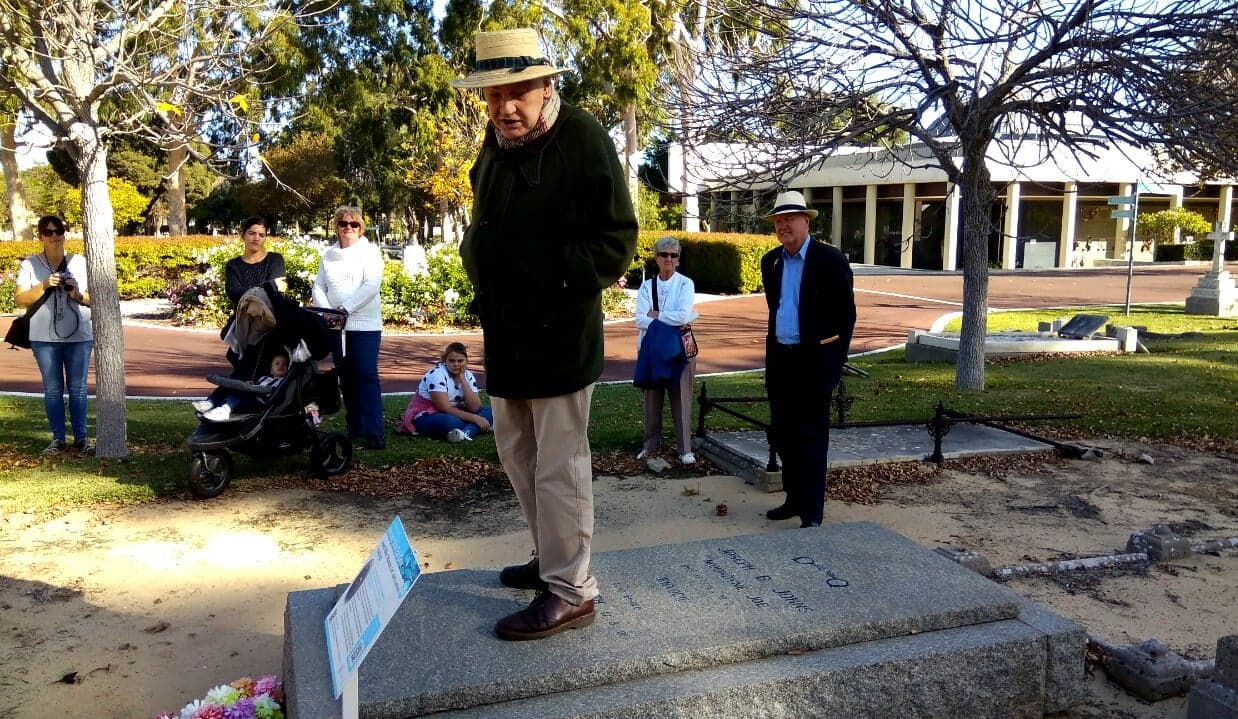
left=337, top=220, right=362, bottom=229
left=40, top=228, right=66, bottom=237
left=657, top=252, right=679, bottom=259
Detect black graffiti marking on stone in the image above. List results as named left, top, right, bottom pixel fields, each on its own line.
left=748, top=595, right=767, bottom=607
left=718, top=547, right=756, bottom=571
left=774, top=589, right=811, bottom=613
left=791, top=555, right=850, bottom=588
left=703, top=556, right=748, bottom=591
left=657, top=575, right=689, bottom=602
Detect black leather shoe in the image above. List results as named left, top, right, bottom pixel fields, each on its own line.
left=800, top=519, right=822, bottom=528
left=499, top=558, right=548, bottom=591
left=366, top=435, right=386, bottom=450
left=495, top=591, right=595, bottom=641
left=766, top=503, right=797, bottom=521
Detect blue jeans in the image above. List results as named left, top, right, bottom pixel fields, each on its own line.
left=31, top=340, right=93, bottom=444
left=335, top=330, right=384, bottom=440
left=413, top=406, right=493, bottom=440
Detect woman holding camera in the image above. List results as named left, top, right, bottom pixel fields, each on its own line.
left=14, top=216, right=94, bottom=456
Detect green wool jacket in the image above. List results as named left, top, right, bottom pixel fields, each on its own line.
left=460, top=102, right=638, bottom=399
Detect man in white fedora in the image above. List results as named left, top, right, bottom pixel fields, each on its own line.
left=452, top=27, right=638, bottom=640
left=760, top=190, right=855, bottom=528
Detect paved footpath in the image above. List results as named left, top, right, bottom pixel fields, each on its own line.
left=0, top=264, right=1227, bottom=397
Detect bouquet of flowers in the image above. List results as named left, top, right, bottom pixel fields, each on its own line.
left=153, top=674, right=284, bottom=719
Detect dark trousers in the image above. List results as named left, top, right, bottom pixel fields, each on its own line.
left=335, top=330, right=384, bottom=441
left=766, top=341, right=832, bottom=525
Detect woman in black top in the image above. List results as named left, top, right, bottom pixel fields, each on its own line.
left=224, top=216, right=287, bottom=306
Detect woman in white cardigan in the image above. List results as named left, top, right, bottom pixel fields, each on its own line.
left=634, top=236, right=698, bottom=465
left=312, top=205, right=387, bottom=449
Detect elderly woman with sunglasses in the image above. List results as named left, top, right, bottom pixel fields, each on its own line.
left=312, top=205, right=387, bottom=449
left=634, top=236, right=698, bottom=465
left=13, top=216, right=94, bottom=456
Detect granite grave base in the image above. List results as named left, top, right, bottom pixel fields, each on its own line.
left=284, top=522, right=1084, bottom=718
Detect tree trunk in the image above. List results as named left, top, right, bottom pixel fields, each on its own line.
left=166, top=145, right=187, bottom=236
left=955, top=158, right=995, bottom=391
left=76, top=133, right=128, bottom=457
left=1, top=121, right=34, bottom=241
left=622, top=103, right=640, bottom=208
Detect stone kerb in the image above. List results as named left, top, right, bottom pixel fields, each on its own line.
left=285, top=522, right=1083, bottom=719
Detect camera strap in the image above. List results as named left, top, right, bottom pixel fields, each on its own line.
left=50, top=254, right=80, bottom=340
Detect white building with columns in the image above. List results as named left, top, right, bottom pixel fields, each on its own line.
left=669, top=140, right=1236, bottom=270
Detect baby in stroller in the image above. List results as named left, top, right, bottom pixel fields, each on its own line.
left=185, top=283, right=351, bottom=499
left=192, top=350, right=288, bottom=421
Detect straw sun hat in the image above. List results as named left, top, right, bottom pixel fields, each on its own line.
left=764, top=190, right=819, bottom=220
left=451, top=28, right=569, bottom=89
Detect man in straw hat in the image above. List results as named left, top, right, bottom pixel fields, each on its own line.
left=452, top=27, right=638, bottom=640
left=760, top=190, right=855, bottom=529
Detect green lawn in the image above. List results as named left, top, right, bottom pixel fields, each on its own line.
left=2, top=304, right=1234, bottom=514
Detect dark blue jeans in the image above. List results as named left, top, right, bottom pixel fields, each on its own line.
left=335, top=330, right=384, bottom=441
left=413, top=405, right=493, bottom=440
left=31, top=340, right=93, bottom=444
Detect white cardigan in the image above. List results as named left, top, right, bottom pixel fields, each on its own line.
left=311, top=238, right=385, bottom=332
left=635, top=271, right=697, bottom=346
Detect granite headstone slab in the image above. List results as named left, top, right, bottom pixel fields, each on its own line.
left=288, top=522, right=1026, bottom=718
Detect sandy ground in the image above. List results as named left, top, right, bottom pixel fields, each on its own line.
left=1, top=439, right=1235, bottom=719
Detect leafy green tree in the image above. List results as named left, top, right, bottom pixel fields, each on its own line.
left=240, top=130, right=348, bottom=230
left=1138, top=208, right=1213, bottom=245
left=64, top=178, right=149, bottom=233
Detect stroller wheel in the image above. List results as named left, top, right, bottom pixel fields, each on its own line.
left=189, top=450, right=233, bottom=499
left=312, top=432, right=352, bottom=479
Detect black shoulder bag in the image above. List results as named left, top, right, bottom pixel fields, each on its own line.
left=4, top=256, right=70, bottom=350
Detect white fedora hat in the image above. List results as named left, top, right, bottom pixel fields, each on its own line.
left=451, top=28, right=569, bottom=89
left=764, top=190, right=819, bottom=220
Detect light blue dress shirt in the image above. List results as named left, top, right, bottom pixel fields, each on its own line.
left=775, top=238, right=810, bottom=344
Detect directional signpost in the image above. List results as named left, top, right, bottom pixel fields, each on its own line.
left=1108, top=193, right=1140, bottom=314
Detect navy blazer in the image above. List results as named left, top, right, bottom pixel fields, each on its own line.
left=761, top=239, right=856, bottom=390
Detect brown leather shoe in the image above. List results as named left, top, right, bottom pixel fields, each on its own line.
left=499, top=558, right=548, bottom=591
left=494, top=591, right=595, bottom=641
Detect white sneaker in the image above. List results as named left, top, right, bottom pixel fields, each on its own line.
left=679, top=452, right=696, bottom=465
left=203, top=405, right=232, bottom=421
left=192, top=400, right=213, bottom=413
left=636, top=449, right=650, bottom=460
left=446, top=428, right=471, bottom=443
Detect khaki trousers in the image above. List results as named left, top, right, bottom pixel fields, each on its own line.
left=642, top=357, right=696, bottom=455
left=492, top=385, right=599, bottom=605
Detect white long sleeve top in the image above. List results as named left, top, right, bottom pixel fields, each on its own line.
left=635, top=271, right=697, bottom=347
left=312, top=238, right=385, bottom=332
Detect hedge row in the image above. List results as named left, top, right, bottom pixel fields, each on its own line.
left=2, top=229, right=780, bottom=301
left=0, top=235, right=223, bottom=300
left=628, top=230, right=775, bottom=294
left=1154, top=240, right=1238, bottom=263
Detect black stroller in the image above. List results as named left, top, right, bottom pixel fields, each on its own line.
left=186, top=283, right=353, bottom=499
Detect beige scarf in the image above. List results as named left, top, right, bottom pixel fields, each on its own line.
left=495, top=90, right=562, bottom=150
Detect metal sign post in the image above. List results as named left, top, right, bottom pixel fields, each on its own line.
left=1108, top=193, right=1140, bottom=315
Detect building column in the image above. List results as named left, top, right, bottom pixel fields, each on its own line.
left=943, top=183, right=960, bottom=271
left=1003, top=182, right=1021, bottom=269
left=831, top=186, right=843, bottom=248
left=1114, top=182, right=1133, bottom=258
left=864, top=185, right=877, bottom=265
left=900, top=183, right=916, bottom=268
left=1221, top=186, right=1234, bottom=230
left=1059, top=181, right=1078, bottom=269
